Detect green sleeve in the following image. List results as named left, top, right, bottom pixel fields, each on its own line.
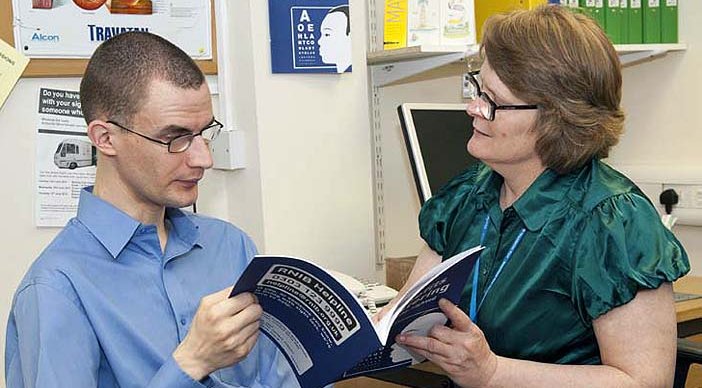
left=572, top=191, right=690, bottom=323
left=418, top=165, right=481, bottom=255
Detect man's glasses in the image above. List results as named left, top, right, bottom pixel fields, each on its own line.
left=465, top=71, right=538, bottom=121
left=107, top=118, right=223, bottom=153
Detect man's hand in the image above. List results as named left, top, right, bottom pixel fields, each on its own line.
left=173, top=288, right=262, bottom=380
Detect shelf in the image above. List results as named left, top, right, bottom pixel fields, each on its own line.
left=614, top=43, right=687, bottom=66
left=366, top=44, right=479, bottom=65
left=367, top=43, right=687, bottom=87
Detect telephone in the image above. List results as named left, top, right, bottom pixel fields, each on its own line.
left=328, top=270, right=399, bottom=308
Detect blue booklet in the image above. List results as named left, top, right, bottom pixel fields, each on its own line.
left=231, top=246, right=483, bottom=388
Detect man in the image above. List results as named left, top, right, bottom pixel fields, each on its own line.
left=5, top=32, right=297, bottom=387
left=317, top=5, right=352, bottom=73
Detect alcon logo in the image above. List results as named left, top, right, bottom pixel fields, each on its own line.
left=31, top=32, right=60, bottom=42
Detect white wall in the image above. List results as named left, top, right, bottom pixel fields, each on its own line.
left=241, top=0, right=376, bottom=278
left=376, top=2, right=702, bottom=275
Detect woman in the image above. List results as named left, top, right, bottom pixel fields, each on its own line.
left=382, top=5, right=689, bottom=387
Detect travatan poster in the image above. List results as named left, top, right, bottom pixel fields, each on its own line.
left=12, top=0, right=211, bottom=59
left=269, top=0, right=352, bottom=74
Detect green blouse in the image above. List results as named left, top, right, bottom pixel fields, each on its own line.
left=419, top=159, right=689, bottom=365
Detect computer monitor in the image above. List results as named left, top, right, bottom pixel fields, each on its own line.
left=398, top=103, right=478, bottom=205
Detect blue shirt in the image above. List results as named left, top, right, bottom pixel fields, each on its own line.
left=5, top=187, right=298, bottom=388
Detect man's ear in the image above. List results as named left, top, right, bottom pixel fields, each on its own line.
left=87, top=120, right=117, bottom=156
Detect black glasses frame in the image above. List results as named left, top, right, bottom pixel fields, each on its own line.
left=466, top=71, right=539, bottom=121
left=107, top=118, right=223, bottom=153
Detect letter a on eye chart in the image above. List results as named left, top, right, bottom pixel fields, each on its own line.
left=268, top=0, right=352, bottom=74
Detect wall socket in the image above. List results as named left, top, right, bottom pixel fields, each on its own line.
left=461, top=73, right=473, bottom=99
left=663, top=184, right=702, bottom=209
left=614, top=164, right=702, bottom=227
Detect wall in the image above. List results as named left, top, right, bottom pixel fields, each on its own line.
left=241, top=0, right=376, bottom=278
left=376, top=1, right=702, bottom=276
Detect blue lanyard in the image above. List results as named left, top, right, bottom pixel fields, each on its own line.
left=469, top=213, right=526, bottom=322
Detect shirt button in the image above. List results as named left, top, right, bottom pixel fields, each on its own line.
left=180, top=318, right=187, bottom=326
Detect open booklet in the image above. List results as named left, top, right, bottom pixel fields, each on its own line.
left=230, top=245, right=483, bottom=388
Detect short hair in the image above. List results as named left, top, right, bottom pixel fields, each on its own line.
left=328, top=5, right=351, bottom=35
left=80, top=31, right=205, bottom=125
left=481, top=6, right=624, bottom=174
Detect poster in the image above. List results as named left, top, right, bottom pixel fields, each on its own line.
left=35, top=88, right=95, bottom=227
left=12, top=0, right=211, bottom=59
left=0, top=38, right=30, bottom=109
left=269, top=0, right=352, bottom=74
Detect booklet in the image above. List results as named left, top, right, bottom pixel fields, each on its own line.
left=230, top=245, right=483, bottom=388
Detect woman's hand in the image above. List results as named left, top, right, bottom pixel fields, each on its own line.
left=395, top=298, right=499, bottom=388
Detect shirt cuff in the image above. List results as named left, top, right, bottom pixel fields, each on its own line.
left=149, top=355, right=212, bottom=388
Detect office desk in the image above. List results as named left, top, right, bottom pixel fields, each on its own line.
left=675, top=275, right=702, bottom=337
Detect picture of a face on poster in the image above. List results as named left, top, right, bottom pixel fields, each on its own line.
left=269, top=0, right=352, bottom=74
left=318, top=6, right=351, bottom=73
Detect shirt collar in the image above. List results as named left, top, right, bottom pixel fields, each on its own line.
left=474, top=166, right=577, bottom=232
left=77, top=187, right=202, bottom=259
left=475, top=166, right=502, bottom=210
left=165, top=207, right=201, bottom=250
left=512, top=168, right=578, bottom=232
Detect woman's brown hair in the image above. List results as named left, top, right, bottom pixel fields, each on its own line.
left=481, top=5, right=625, bottom=174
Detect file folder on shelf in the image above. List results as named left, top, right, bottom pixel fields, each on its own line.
left=628, top=0, right=643, bottom=43
left=620, top=0, right=629, bottom=44
left=661, top=0, right=678, bottom=43
left=642, top=0, right=661, bottom=43
left=605, top=0, right=621, bottom=43
left=580, top=0, right=605, bottom=30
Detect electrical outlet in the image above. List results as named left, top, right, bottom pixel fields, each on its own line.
left=662, top=184, right=702, bottom=209
left=613, top=164, right=702, bottom=226
left=462, top=73, right=473, bottom=99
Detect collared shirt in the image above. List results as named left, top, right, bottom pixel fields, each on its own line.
left=419, top=159, right=689, bottom=364
left=5, top=187, right=298, bottom=388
